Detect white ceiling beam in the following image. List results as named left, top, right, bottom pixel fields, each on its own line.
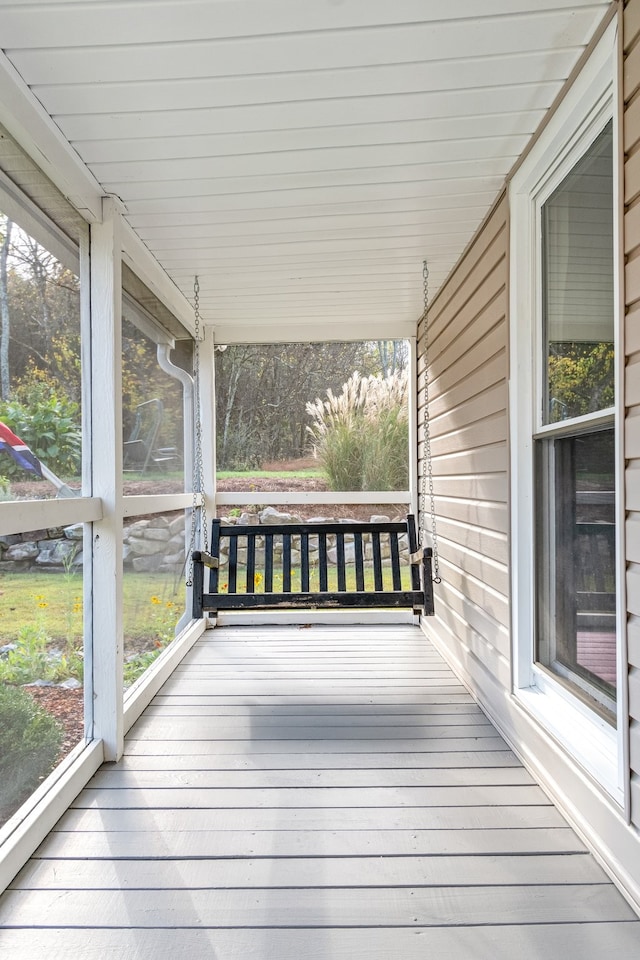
left=210, top=318, right=419, bottom=345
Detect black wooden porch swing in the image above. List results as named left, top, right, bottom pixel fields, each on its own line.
left=188, top=265, right=440, bottom=620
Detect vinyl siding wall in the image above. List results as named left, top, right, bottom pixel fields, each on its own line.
left=416, top=4, right=640, bottom=905
left=624, top=0, right=640, bottom=828
left=417, top=196, right=510, bottom=705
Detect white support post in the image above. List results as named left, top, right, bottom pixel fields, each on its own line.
left=89, top=197, right=124, bottom=761
left=409, top=335, right=419, bottom=520
left=200, top=329, right=217, bottom=540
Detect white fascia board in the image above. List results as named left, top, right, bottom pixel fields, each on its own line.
left=0, top=50, right=102, bottom=223
left=211, top=319, right=418, bottom=345
left=120, top=218, right=195, bottom=336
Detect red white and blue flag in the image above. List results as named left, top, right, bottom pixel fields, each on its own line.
left=0, top=421, right=43, bottom=477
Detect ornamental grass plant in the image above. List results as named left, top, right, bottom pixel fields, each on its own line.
left=306, top=370, right=409, bottom=491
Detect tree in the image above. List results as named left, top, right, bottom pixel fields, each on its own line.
left=0, top=217, right=13, bottom=399
left=214, top=341, right=388, bottom=469
left=547, top=342, right=614, bottom=421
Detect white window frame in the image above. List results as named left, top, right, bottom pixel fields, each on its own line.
left=509, top=21, right=625, bottom=803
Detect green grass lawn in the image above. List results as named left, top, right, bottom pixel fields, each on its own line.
left=216, top=469, right=323, bottom=479
left=0, top=571, right=184, bottom=646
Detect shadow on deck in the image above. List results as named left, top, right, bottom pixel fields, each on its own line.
left=0, top=624, right=639, bottom=958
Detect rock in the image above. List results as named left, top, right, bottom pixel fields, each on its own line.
left=5, top=541, right=40, bottom=561
left=328, top=543, right=357, bottom=564
left=259, top=506, right=301, bottom=524
left=35, top=539, right=78, bottom=567
left=147, top=516, right=171, bottom=529
left=239, top=511, right=259, bottom=525
left=370, top=514, right=391, bottom=524
left=0, top=643, right=17, bottom=657
left=58, top=678, right=82, bottom=689
left=128, top=536, right=165, bottom=556
left=0, top=534, right=22, bottom=548
left=126, top=520, right=150, bottom=538
left=142, top=526, right=172, bottom=542
left=64, top=523, right=84, bottom=540
left=169, top=515, right=185, bottom=536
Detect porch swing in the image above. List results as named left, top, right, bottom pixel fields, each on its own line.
left=189, top=266, right=440, bottom=619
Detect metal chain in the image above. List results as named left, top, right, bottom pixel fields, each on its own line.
left=186, top=276, right=208, bottom=585
left=419, top=260, right=441, bottom=583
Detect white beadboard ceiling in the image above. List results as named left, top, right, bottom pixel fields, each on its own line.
left=0, top=0, right=613, bottom=343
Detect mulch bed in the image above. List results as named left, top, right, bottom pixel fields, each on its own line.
left=23, top=685, right=85, bottom=763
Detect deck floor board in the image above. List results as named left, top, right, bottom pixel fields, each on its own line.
left=1, top=623, right=639, bottom=959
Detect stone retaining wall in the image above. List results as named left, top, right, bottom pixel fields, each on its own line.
left=0, top=507, right=406, bottom=573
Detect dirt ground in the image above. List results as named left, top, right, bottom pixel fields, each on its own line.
left=11, top=463, right=408, bottom=522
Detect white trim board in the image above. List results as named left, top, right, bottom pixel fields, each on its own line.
left=508, top=19, right=625, bottom=803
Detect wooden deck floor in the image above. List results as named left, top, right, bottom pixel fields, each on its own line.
left=1, top=624, right=639, bottom=958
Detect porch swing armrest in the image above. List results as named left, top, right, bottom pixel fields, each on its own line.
left=192, top=550, right=219, bottom=569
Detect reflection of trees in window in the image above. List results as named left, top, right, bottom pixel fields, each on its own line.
left=547, top=341, right=614, bottom=421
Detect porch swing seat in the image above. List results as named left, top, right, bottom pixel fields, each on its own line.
left=191, top=513, right=434, bottom=619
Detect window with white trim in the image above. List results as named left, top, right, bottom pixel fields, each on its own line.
left=509, top=23, right=623, bottom=798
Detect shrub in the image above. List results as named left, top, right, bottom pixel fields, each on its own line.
left=0, top=683, right=63, bottom=814
left=306, top=370, right=409, bottom=491
left=0, top=382, right=81, bottom=480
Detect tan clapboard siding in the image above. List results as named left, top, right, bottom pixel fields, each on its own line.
left=625, top=38, right=640, bottom=98
left=627, top=517, right=640, bottom=562
left=429, top=347, right=507, bottom=420
left=422, top=473, right=507, bottom=503
left=424, top=200, right=507, bottom=336
left=432, top=495, right=508, bottom=536
left=626, top=410, right=640, bottom=458
left=626, top=302, right=640, bottom=354
left=628, top=462, right=640, bottom=511
left=418, top=196, right=509, bottom=703
left=437, top=540, right=510, bottom=598
left=626, top=355, right=640, bottom=406
left=428, top=261, right=507, bottom=362
left=629, top=617, right=640, bottom=670
left=627, top=566, right=640, bottom=618
left=626, top=0, right=640, bottom=54
left=427, top=412, right=508, bottom=459
left=434, top=517, right=508, bottom=565
left=428, top=325, right=507, bottom=410
left=429, top=383, right=508, bottom=439
left=431, top=598, right=511, bottom=689
left=421, top=440, right=509, bottom=477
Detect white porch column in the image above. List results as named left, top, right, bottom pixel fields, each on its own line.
left=199, top=327, right=217, bottom=538
left=89, top=197, right=124, bottom=761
